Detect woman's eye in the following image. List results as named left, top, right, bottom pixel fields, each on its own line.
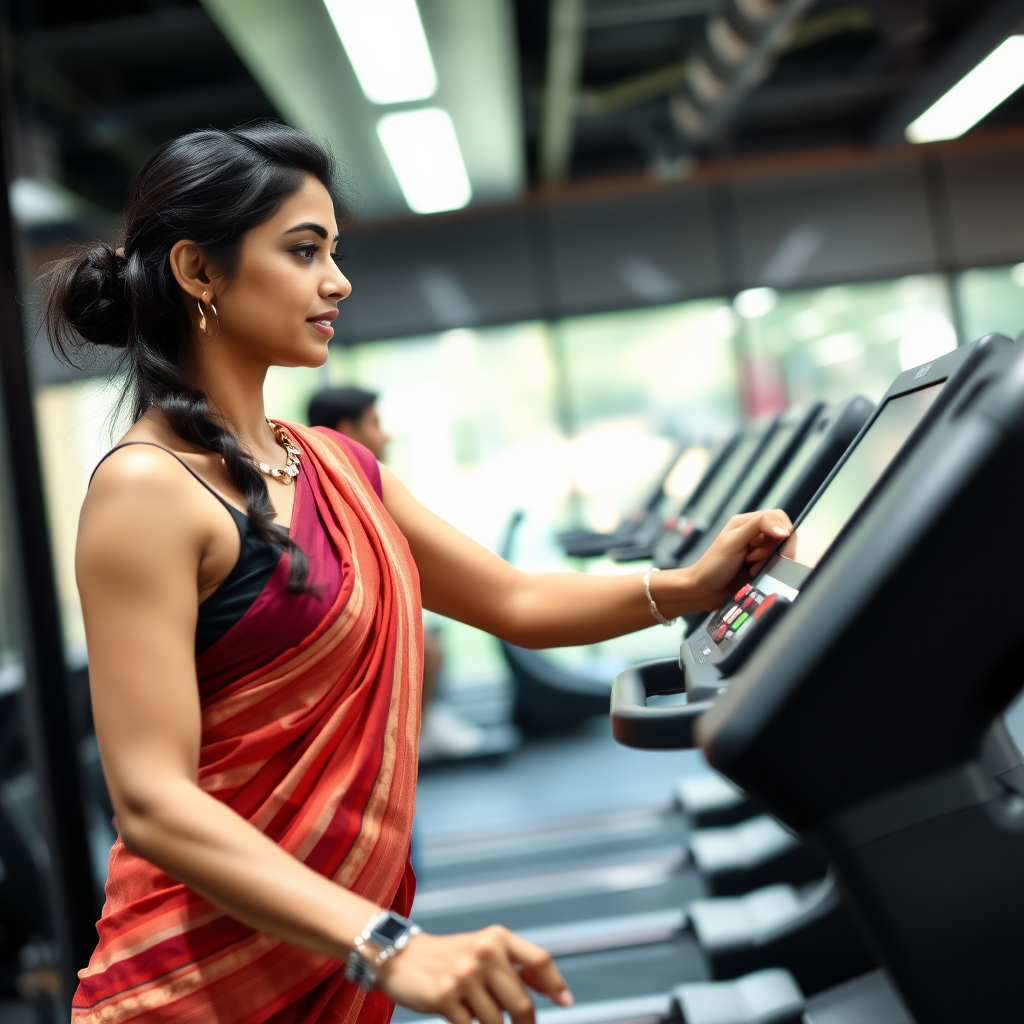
left=292, top=245, right=318, bottom=261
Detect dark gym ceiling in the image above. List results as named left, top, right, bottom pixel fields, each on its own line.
left=7, top=0, right=1024, bottom=218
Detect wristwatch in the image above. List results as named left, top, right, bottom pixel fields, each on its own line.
left=345, top=910, right=421, bottom=992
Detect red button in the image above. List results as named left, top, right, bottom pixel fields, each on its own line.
left=752, top=592, right=778, bottom=619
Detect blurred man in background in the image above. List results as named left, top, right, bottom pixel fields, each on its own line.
left=307, top=387, right=488, bottom=761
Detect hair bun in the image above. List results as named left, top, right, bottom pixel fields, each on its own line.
left=43, top=242, right=132, bottom=352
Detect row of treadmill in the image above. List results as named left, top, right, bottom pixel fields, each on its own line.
left=405, top=332, right=1024, bottom=1024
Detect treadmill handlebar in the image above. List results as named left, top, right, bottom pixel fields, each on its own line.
left=610, top=658, right=715, bottom=750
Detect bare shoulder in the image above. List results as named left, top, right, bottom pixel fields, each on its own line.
left=78, top=443, right=209, bottom=584
left=85, top=442, right=197, bottom=520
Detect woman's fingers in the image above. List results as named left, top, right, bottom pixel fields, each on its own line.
left=442, top=1001, right=474, bottom=1024
left=505, top=931, right=573, bottom=1006
left=726, top=509, right=791, bottom=547
left=463, top=979, right=505, bottom=1024
left=487, top=967, right=538, bottom=1024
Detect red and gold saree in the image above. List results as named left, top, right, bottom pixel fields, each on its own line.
left=73, top=424, right=423, bottom=1023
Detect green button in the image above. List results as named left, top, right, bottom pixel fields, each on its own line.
left=730, top=611, right=749, bottom=631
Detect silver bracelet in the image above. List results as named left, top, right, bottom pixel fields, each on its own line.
left=643, top=566, right=674, bottom=626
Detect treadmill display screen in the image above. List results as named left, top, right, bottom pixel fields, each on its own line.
left=759, top=416, right=829, bottom=511
left=687, top=433, right=762, bottom=523
left=662, top=446, right=712, bottom=503
left=726, top=425, right=797, bottom=514
left=706, top=382, right=941, bottom=647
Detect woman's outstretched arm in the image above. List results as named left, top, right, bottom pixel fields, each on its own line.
left=79, top=446, right=570, bottom=1024
left=381, top=465, right=791, bottom=648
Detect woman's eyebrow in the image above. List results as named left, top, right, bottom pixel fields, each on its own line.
left=283, top=221, right=339, bottom=241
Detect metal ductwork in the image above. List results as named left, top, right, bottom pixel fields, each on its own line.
left=670, top=0, right=816, bottom=146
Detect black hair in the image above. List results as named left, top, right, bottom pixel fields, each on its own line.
left=42, top=121, right=343, bottom=592
left=307, top=387, right=378, bottom=429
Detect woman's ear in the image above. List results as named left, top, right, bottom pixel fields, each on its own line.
left=168, top=239, right=215, bottom=301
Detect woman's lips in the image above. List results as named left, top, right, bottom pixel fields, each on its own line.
left=308, top=318, right=334, bottom=339
left=307, top=311, right=337, bottom=339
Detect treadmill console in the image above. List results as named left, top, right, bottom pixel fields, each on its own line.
left=611, top=334, right=1015, bottom=754
left=691, top=382, right=941, bottom=664
left=681, top=337, right=1013, bottom=700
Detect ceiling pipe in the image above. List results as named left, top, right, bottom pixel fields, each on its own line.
left=539, top=0, right=587, bottom=183
left=669, top=0, right=816, bottom=146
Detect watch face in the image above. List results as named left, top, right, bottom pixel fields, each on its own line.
left=373, top=915, right=409, bottom=944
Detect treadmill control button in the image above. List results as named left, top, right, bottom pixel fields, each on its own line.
left=753, top=592, right=778, bottom=619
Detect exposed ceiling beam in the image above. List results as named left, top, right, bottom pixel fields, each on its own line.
left=743, top=72, right=912, bottom=119
left=87, top=79, right=267, bottom=138
left=18, top=7, right=223, bottom=65
left=539, top=0, right=586, bottom=183
left=585, top=0, right=715, bottom=29
left=581, top=6, right=874, bottom=121
left=874, top=0, right=1024, bottom=145
left=12, top=51, right=152, bottom=171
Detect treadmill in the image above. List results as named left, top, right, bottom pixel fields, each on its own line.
left=610, top=418, right=780, bottom=563
left=653, top=398, right=872, bottom=573
left=559, top=440, right=715, bottom=559
left=650, top=405, right=818, bottom=571
left=595, top=335, right=1019, bottom=1023
left=612, top=333, right=1016, bottom=748
left=693, top=338, right=1024, bottom=1023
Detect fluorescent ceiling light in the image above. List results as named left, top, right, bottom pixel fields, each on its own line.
left=906, top=35, right=1024, bottom=143
left=377, top=108, right=472, bottom=214
left=324, top=0, right=436, bottom=105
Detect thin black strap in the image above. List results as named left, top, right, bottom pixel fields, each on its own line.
left=90, top=442, right=244, bottom=519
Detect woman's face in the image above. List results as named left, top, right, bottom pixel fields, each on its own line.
left=211, top=175, right=350, bottom=369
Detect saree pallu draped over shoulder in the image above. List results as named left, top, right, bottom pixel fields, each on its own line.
left=73, top=424, right=423, bottom=1024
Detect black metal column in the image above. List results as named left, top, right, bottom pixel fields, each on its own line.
left=0, top=1, right=98, bottom=1008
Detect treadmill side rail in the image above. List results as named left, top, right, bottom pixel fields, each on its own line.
left=611, top=659, right=715, bottom=750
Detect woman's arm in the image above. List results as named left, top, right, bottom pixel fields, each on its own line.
left=80, top=448, right=569, bottom=1024
left=382, top=466, right=791, bottom=648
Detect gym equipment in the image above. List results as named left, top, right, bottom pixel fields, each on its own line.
left=558, top=440, right=713, bottom=559
left=611, top=334, right=1015, bottom=751
left=696, top=339, right=1024, bottom=1022
left=653, top=399, right=872, bottom=573
left=650, top=404, right=816, bottom=570
left=610, top=419, right=780, bottom=563
left=597, top=335, right=1021, bottom=1023
left=499, top=510, right=616, bottom=735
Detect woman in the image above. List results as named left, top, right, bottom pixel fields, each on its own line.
left=46, top=123, right=791, bottom=1024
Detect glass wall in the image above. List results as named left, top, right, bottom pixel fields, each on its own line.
left=737, top=275, right=957, bottom=412
left=957, top=264, right=1024, bottom=343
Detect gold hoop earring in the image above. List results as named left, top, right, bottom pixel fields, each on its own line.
left=197, top=296, right=220, bottom=339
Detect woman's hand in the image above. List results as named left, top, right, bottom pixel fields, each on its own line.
left=687, top=509, right=793, bottom=611
left=376, top=926, right=572, bottom=1024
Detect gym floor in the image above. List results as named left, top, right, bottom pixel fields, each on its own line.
left=416, top=693, right=1024, bottom=848
left=415, top=716, right=703, bottom=844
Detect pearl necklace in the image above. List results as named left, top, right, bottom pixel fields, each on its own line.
left=258, top=419, right=301, bottom=482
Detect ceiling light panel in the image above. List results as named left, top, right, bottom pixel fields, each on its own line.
left=906, top=35, right=1024, bottom=144
left=202, top=0, right=523, bottom=220
left=377, top=108, right=472, bottom=214
left=324, top=0, right=437, bottom=104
